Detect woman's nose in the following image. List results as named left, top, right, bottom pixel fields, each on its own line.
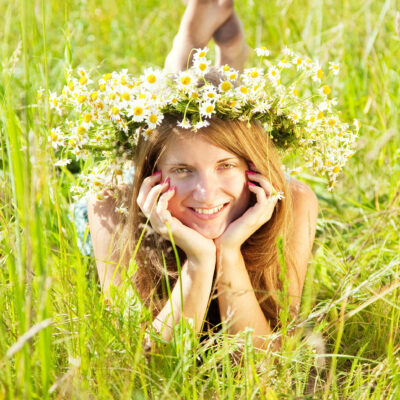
left=191, top=173, right=219, bottom=203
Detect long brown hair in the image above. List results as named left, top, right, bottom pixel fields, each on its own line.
left=115, top=116, right=294, bottom=327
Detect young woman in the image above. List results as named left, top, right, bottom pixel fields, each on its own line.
left=87, top=0, right=318, bottom=349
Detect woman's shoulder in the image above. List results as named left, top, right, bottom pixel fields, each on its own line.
left=87, top=185, right=131, bottom=236
left=288, top=178, right=318, bottom=215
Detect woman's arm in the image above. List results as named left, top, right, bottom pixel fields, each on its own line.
left=152, top=254, right=216, bottom=340
left=87, top=193, right=122, bottom=299
left=215, top=178, right=318, bottom=348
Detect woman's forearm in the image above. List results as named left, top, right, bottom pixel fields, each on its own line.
left=152, top=254, right=216, bottom=341
left=216, top=247, right=272, bottom=348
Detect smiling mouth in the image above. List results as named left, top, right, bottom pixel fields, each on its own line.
left=189, top=203, right=229, bottom=217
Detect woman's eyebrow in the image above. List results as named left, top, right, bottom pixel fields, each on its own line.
left=164, top=157, right=239, bottom=166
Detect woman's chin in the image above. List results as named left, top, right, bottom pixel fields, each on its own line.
left=191, top=222, right=227, bottom=240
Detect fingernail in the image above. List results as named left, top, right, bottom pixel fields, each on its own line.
left=168, top=186, right=176, bottom=192
left=163, top=177, right=170, bottom=185
left=248, top=182, right=256, bottom=187
left=246, top=170, right=256, bottom=175
left=152, top=170, right=161, bottom=176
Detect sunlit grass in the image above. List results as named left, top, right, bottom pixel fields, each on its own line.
left=0, top=0, right=399, bottom=398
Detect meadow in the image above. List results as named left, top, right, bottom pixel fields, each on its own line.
left=0, top=0, right=399, bottom=398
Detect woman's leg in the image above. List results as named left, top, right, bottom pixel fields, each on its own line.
left=213, top=11, right=249, bottom=71
left=164, top=0, right=248, bottom=73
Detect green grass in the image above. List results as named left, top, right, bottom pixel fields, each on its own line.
left=1, top=0, right=399, bottom=398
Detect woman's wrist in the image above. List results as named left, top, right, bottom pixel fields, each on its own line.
left=186, top=242, right=217, bottom=268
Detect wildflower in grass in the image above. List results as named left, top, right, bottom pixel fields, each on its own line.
left=128, top=99, right=147, bottom=122
left=320, top=84, right=332, bottom=97
left=268, top=66, right=280, bottom=82
left=283, top=46, right=294, bottom=57
left=293, top=55, right=305, bottom=70
left=49, top=127, right=65, bottom=149
left=278, top=57, right=291, bottom=69
left=312, top=64, right=324, bottom=82
left=329, top=61, right=340, bottom=75
left=54, top=159, right=71, bottom=167
left=255, top=46, right=270, bottom=57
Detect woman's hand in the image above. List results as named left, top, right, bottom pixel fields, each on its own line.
left=214, top=170, right=280, bottom=251
left=137, top=172, right=216, bottom=262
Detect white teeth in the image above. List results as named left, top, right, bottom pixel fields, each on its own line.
left=193, top=204, right=224, bottom=215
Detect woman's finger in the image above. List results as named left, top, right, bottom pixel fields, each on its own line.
left=156, top=186, right=175, bottom=224
left=246, top=171, right=275, bottom=197
left=141, top=178, right=170, bottom=217
left=136, top=171, right=162, bottom=207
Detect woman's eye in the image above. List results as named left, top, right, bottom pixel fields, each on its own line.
left=174, top=167, right=191, bottom=174
left=219, top=163, right=234, bottom=170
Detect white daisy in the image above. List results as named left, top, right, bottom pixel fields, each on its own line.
left=255, top=46, right=270, bottom=57
left=329, top=62, right=340, bottom=75
left=200, top=101, right=216, bottom=118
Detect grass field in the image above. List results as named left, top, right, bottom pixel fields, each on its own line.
left=1, top=0, right=400, bottom=398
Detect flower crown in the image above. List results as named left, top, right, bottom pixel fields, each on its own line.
left=46, top=46, right=359, bottom=198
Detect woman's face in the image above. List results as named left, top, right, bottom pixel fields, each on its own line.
left=158, top=133, right=251, bottom=239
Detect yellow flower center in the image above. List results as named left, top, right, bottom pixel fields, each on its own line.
left=317, top=111, right=324, bottom=119
left=221, top=81, right=232, bottom=92
left=77, top=125, right=86, bottom=134
left=91, top=91, right=98, bottom=101
left=317, top=69, right=324, bottom=79
left=199, top=63, right=207, bottom=71
left=199, top=51, right=206, bottom=58
left=297, top=58, right=302, bottom=65
left=333, top=166, right=341, bottom=174
left=109, top=92, right=116, bottom=100
left=229, top=101, right=236, bottom=107
left=104, top=73, right=112, bottom=81
left=147, top=74, right=156, bottom=84
left=99, top=84, right=106, bottom=92
left=120, top=76, right=127, bottom=85
left=112, top=107, right=119, bottom=115
left=191, top=92, right=199, bottom=98
left=328, top=118, right=336, bottom=126
left=229, top=73, right=237, bottom=80
left=51, top=133, right=58, bottom=141
left=222, top=65, right=230, bottom=71
left=205, top=105, right=214, bottom=113
left=122, top=92, right=130, bottom=101
left=181, top=76, right=191, bottom=85
left=292, top=88, right=299, bottom=96
left=171, top=98, right=178, bottom=104
left=240, top=86, right=248, bottom=94
left=68, top=81, right=74, bottom=91
left=79, top=76, right=88, bottom=85
left=78, top=94, right=87, bottom=103
left=309, top=116, right=316, bottom=123
left=207, top=93, right=215, bottom=98
left=251, top=71, right=259, bottom=78
left=134, top=107, right=143, bottom=116
left=83, top=113, right=92, bottom=123
left=322, top=85, right=331, bottom=95
left=149, top=114, right=158, bottom=123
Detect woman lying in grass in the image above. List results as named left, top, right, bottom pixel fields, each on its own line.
left=86, top=0, right=319, bottom=349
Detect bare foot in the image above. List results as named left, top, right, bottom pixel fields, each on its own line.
left=165, top=0, right=234, bottom=72
left=213, top=11, right=249, bottom=71
left=179, top=0, right=234, bottom=47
